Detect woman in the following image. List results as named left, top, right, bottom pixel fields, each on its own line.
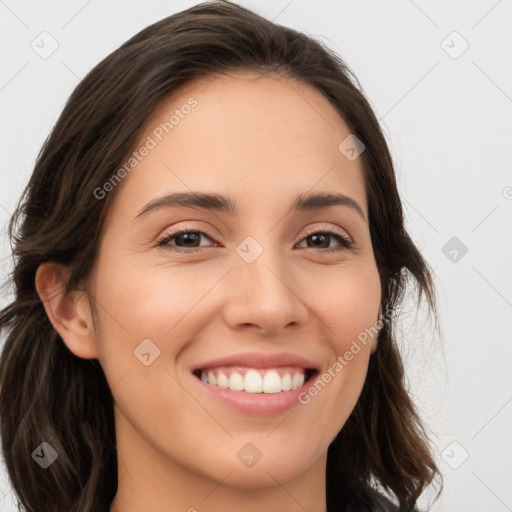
left=0, top=1, right=443, bottom=511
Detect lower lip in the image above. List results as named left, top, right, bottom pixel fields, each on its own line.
left=192, top=373, right=316, bottom=415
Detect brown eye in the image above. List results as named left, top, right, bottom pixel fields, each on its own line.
left=157, top=229, right=218, bottom=253
left=297, top=228, right=352, bottom=253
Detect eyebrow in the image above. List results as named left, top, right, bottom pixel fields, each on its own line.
left=134, top=191, right=367, bottom=223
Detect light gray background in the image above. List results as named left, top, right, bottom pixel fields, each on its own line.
left=1, top=1, right=511, bottom=511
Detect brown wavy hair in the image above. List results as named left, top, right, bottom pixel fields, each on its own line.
left=0, top=1, right=443, bottom=511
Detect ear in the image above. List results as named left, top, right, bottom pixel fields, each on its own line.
left=35, top=262, right=98, bottom=359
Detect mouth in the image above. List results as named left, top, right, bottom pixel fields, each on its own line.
left=190, top=351, right=321, bottom=415
left=192, top=366, right=318, bottom=394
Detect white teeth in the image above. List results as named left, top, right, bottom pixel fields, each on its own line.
left=281, top=373, right=292, bottom=391
left=217, top=372, right=229, bottom=389
left=262, top=370, right=281, bottom=393
left=207, top=371, right=217, bottom=386
left=199, top=368, right=308, bottom=393
left=291, top=373, right=304, bottom=390
left=229, top=372, right=245, bottom=391
left=244, top=370, right=263, bottom=393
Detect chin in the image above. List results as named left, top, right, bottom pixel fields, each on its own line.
left=189, top=439, right=319, bottom=491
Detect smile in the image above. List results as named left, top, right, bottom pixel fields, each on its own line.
left=191, top=351, right=320, bottom=415
left=194, top=366, right=316, bottom=393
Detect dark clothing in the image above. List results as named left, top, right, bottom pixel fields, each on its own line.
left=328, top=483, right=417, bottom=512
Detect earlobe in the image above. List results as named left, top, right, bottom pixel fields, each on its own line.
left=35, top=262, right=98, bottom=359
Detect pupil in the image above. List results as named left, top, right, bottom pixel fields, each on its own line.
left=179, top=232, right=199, bottom=247
left=310, top=233, right=328, bottom=248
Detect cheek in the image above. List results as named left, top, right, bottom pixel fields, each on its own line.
left=300, top=261, right=381, bottom=414
left=93, top=257, right=214, bottom=342
left=285, top=259, right=381, bottom=410
left=306, top=260, right=382, bottom=352
left=89, top=254, right=228, bottom=399
left=88, top=258, right=214, bottom=444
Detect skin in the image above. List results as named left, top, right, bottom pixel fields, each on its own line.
left=36, top=71, right=382, bottom=512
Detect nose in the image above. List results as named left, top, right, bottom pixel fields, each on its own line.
left=221, top=247, right=309, bottom=336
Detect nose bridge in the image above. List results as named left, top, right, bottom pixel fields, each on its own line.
left=224, top=233, right=308, bottom=333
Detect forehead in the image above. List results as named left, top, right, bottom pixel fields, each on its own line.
left=109, top=71, right=367, bottom=219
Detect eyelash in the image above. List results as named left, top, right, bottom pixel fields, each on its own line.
left=156, top=225, right=353, bottom=254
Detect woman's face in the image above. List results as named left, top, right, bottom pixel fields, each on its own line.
left=87, top=71, right=381, bottom=493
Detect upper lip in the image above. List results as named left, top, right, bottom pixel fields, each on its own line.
left=192, top=351, right=320, bottom=371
